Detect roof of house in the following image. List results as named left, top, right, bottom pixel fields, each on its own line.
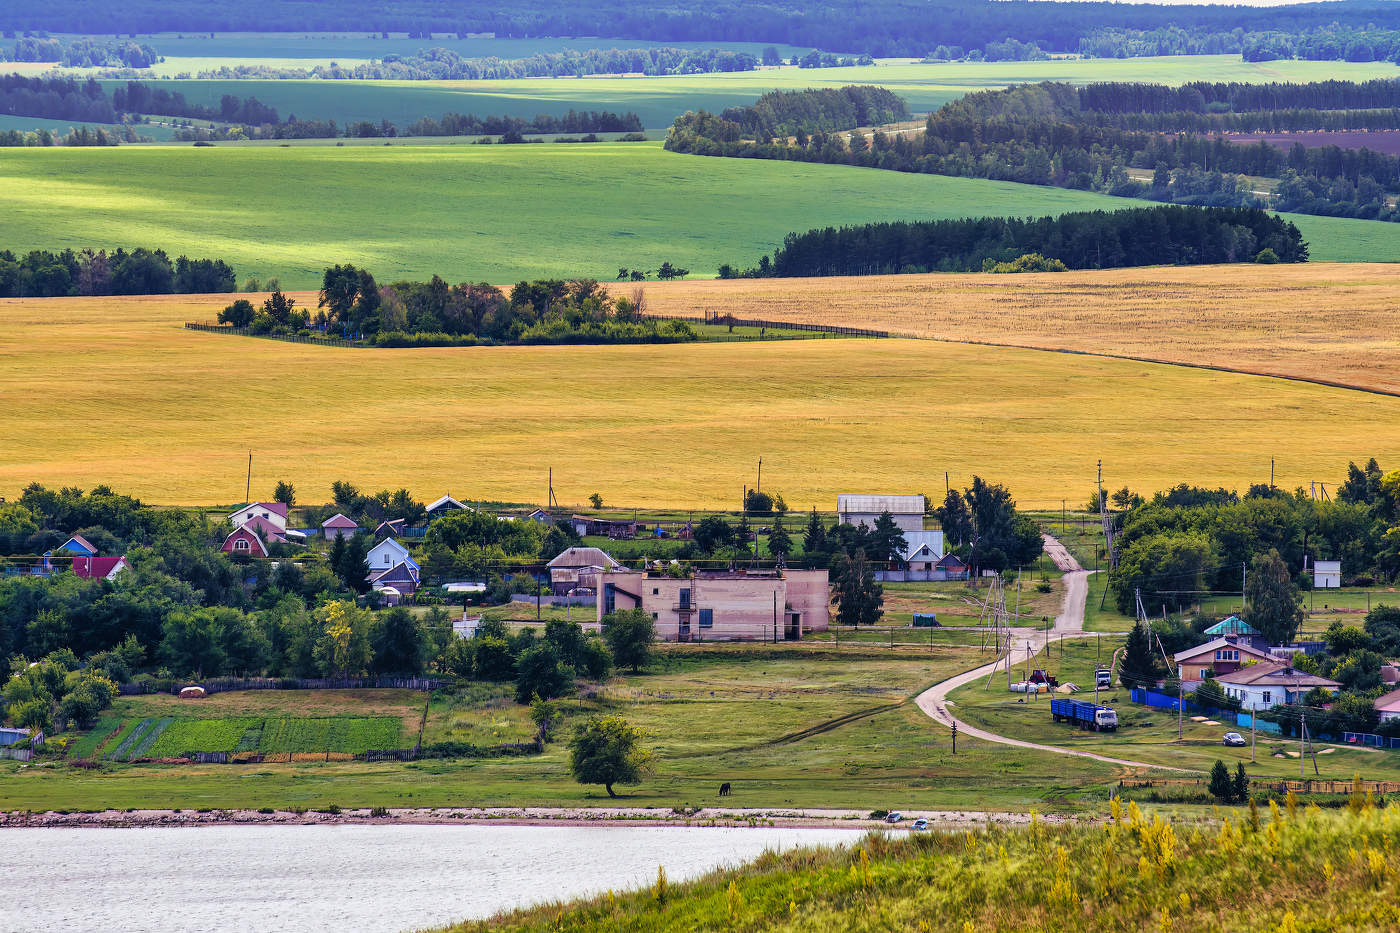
left=376, top=519, right=405, bottom=535
left=548, top=546, right=622, bottom=570
left=1203, top=616, right=1261, bottom=637
left=901, top=530, right=945, bottom=561
left=936, top=553, right=967, bottom=568
left=1214, top=661, right=1340, bottom=689
left=233, top=502, right=288, bottom=519
left=837, top=494, right=925, bottom=515
left=322, top=513, right=359, bottom=529
left=61, top=534, right=97, bottom=555
left=1315, top=559, right=1342, bottom=570
left=241, top=515, right=287, bottom=543
left=426, top=495, right=468, bottom=512
left=1375, top=687, right=1400, bottom=713
left=223, top=527, right=270, bottom=557
left=72, top=556, right=131, bottom=579
left=1173, top=637, right=1276, bottom=664
left=369, top=561, right=421, bottom=585
left=571, top=514, right=635, bottom=526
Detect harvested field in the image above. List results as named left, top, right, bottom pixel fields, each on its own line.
left=3, top=287, right=1400, bottom=506
left=1227, top=131, right=1400, bottom=154
left=643, top=262, right=1400, bottom=397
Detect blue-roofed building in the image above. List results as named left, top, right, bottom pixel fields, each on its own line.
left=59, top=535, right=98, bottom=557
left=1202, top=616, right=1270, bottom=651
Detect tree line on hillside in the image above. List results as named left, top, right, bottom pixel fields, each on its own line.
left=1080, top=80, right=1400, bottom=116
left=213, top=268, right=697, bottom=347
left=1, top=37, right=160, bottom=68
left=671, top=86, right=908, bottom=144
left=0, top=247, right=234, bottom=298
left=1079, top=24, right=1400, bottom=64
left=733, top=206, right=1305, bottom=278
left=200, top=46, right=759, bottom=81
left=8, top=0, right=1400, bottom=60
left=670, top=81, right=1400, bottom=223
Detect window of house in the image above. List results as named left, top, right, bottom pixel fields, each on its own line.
left=652, top=612, right=658, bottom=621
left=652, top=588, right=658, bottom=595
left=235, top=539, right=249, bottom=551
left=679, top=588, right=691, bottom=608
left=1263, top=691, right=1272, bottom=704
left=699, top=609, right=713, bottom=628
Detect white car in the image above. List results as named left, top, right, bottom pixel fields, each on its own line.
left=1222, top=732, right=1247, bottom=747
left=884, top=811, right=903, bottom=824
left=911, top=818, right=929, bottom=831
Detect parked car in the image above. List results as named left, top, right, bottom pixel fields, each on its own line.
left=911, top=818, right=929, bottom=831
left=884, top=811, right=903, bottom=824
left=1223, top=732, right=1247, bottom=747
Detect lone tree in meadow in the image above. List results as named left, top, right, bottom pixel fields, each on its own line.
left=569, top=715, right=653, bottom=797
left=602, top=609, right=656, bottom=673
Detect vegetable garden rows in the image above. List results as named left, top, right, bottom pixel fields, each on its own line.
left=81, top=716, right=403, bottom=761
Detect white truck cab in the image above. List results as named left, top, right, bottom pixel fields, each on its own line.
left=1095, top=708, right=1118, bottom=730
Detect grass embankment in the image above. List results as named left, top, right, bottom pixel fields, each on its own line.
left=0, top=645, right=1129, bottom=813
left=448, top=803, right=1400, bottom=932
left=6, top=293, right=1400, bottom=506
left=949, top=639, right=1400, bottom=782
left=104, top=56, right=1400, bottom=128
left=645, top=263, right=1400, bottom=396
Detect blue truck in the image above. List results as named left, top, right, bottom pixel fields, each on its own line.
left=1050, top=698, right=1119, bottom=732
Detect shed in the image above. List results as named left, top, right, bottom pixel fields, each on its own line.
left=1314, top=559, right=1342, bottom=589
left=0, top=727, right=30, bottom=747
left=912, top=612, right=940, bottom=627
left=322, top=513, right=360, bottom=540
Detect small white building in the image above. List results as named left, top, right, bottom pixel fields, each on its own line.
left=366, top=537, right=412, bottom=572
left=1216, top=661, right=1340, bottom=711
left=836, top=494, right=925, bottom=534
left=1314, top=559, right=1342, bottom=589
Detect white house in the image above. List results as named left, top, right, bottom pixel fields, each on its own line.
left=366, top=537, right=413, bottom=573
left=837, top=494, right=925, bottom=534
left=1314, top=559, right=1342, bottom=589
left=228, top=502, right=288, bottom=533
left=1375, top=687, right=1400, bottom=724
left=879, top=530, right=949, bottom=582
left=1215, top=661, right=1340, bottom=711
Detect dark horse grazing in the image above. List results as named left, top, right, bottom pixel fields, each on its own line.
left=719, top=782, right=732, bottom=796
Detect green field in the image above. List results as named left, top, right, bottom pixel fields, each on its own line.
left=103, top=56, right=1400, bottom=129
left=4, top=141, right=1397, bottom=288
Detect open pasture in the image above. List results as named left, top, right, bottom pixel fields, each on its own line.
left=102, top=57, right=1400, bottom=129
left=643, top=263, right=1400, bottom=398
left=3, top=289, right=1400, bottom=507
left=2, top=142, right=1397, bottom=290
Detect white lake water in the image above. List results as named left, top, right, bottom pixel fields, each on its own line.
left=0, top=824, right=859, bottom=933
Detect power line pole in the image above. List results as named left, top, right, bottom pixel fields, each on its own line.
left=244, top=450, right=252, bottom=505
left=1300, top=708, right=1306, bottom=780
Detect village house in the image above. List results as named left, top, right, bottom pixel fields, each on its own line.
left=525, top=508, right=554, bottom=525
left=570, top=515, right=638, bottom=539
left=837, top=494, right=925, bottom=534
left=71, top=555, right=131, bottom=581
left=1200, top=616, right=1271, bottom=652
left=366, top=537, right=413, bottom=572
left=1174, top=637, right=1276, bottom=685
left=369, top=561, right=420, bottom=599
left=880, top=530, right=966, bottom=582
left=375, top=519, right=406, bottom=539
left=1314, top=559, right=1342, bottom=589
left=547, top=546, right=623, bottom=596
left=1374, top=687, right=1400, bottom=724
left=321, top=513, right=360, bottom=540
left=221, top=526, right=270, bottom=557
left=594, top=566, right=829, bottom=642
left=58, top=535, right=97, bottom=557
left=1215, top=661, right=1340, bottom=711
left=426, top=495, right=469, bottom=520
left=228, top=502, right=288, bottom=533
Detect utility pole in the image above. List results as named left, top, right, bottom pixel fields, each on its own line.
left=1242, top=561, right=1248, bottom=615
left=951, top=721, right=957, bottom=755
left=1250, top=704, right=1256, bottom=763
left=1271, top=458, right=1275, bottom=490
left=1300, top=708, right=1306, bottom=780
left=244, top=450, right=252, bottom=505
left=1178, top=677, right=1184, bottom=742
left=757, top=457, right=762, bottom=493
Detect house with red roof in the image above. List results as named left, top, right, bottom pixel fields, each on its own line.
left=322, top=513, right=360, bottom=540
left=71, top=555, right=132, bottom=581
left=229, top=502, right=288, bottom=533
left=221, top=526, right=270, bottom=558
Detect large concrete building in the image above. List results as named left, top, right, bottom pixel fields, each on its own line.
left=836, top=494, right=925, bottom=534
left=594, top=567, right=829, bottom=642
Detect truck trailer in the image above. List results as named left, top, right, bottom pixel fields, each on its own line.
left=1050, top=697, right=1118, bottom=731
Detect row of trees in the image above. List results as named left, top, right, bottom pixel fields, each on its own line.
left=0, top=247, right=234, bottom=298
left=1109, top=459, right=1400, bottom=620
left=746, top=206, right=1305, bottom=278
left=218, top=267, right=697, bottom=347
left=278, top=46, right=759, bottom=81
left=670, top=86, right=909, bottom=145
left=2, top=37, right=159, bottom=67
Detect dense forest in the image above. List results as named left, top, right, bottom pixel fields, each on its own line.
left=0, top=37, right=159, bottom=67
left=742, top=205, right=1305, bottom=277
left=0, top=74, right=277, bottom=125
left=4, top=0, right=1400, bottom=61
left=212, top=268, right=697, bottom=347
left=669, top=81, right=1400, bottom=223
left=0, top=248, right=234, bottom=298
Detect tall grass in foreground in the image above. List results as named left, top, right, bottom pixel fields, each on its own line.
left=447, top=798, right=1400, bottom=931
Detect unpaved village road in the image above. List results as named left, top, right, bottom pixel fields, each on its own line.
left=914, top=534, right=1191, bottom=773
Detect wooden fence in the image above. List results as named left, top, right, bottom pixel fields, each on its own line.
left=1122, top=778, right=1400, bottom=796
left=118, top=675, right=447, bottom=696
left=184, top=321, right=360, bottom=347
left=0, top=748, right=32, bottom=761
left=652, top=312, right=890, bottom=339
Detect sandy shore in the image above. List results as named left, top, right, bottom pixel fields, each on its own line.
left=0, top=805, right=1087, bottom=830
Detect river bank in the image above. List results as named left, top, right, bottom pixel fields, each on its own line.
left=0, top=805, right=1080, bottom=830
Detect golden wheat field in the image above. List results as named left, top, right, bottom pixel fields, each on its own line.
left=1, top=289, right=1398, bottom=508
left=645, top=263, right=1400, bottom=397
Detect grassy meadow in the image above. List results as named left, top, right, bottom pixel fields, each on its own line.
left=4, top=291, right=1400, bottom=506
left=644, top=263, right=1400, bottom=397
left=448, top=806, right=1400, bottom=932
left=0, top=644, right=1131, bottom=813
left=101, top=56, right=1400, bottom=129
left=2, top=143, right=1398, bottom=289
